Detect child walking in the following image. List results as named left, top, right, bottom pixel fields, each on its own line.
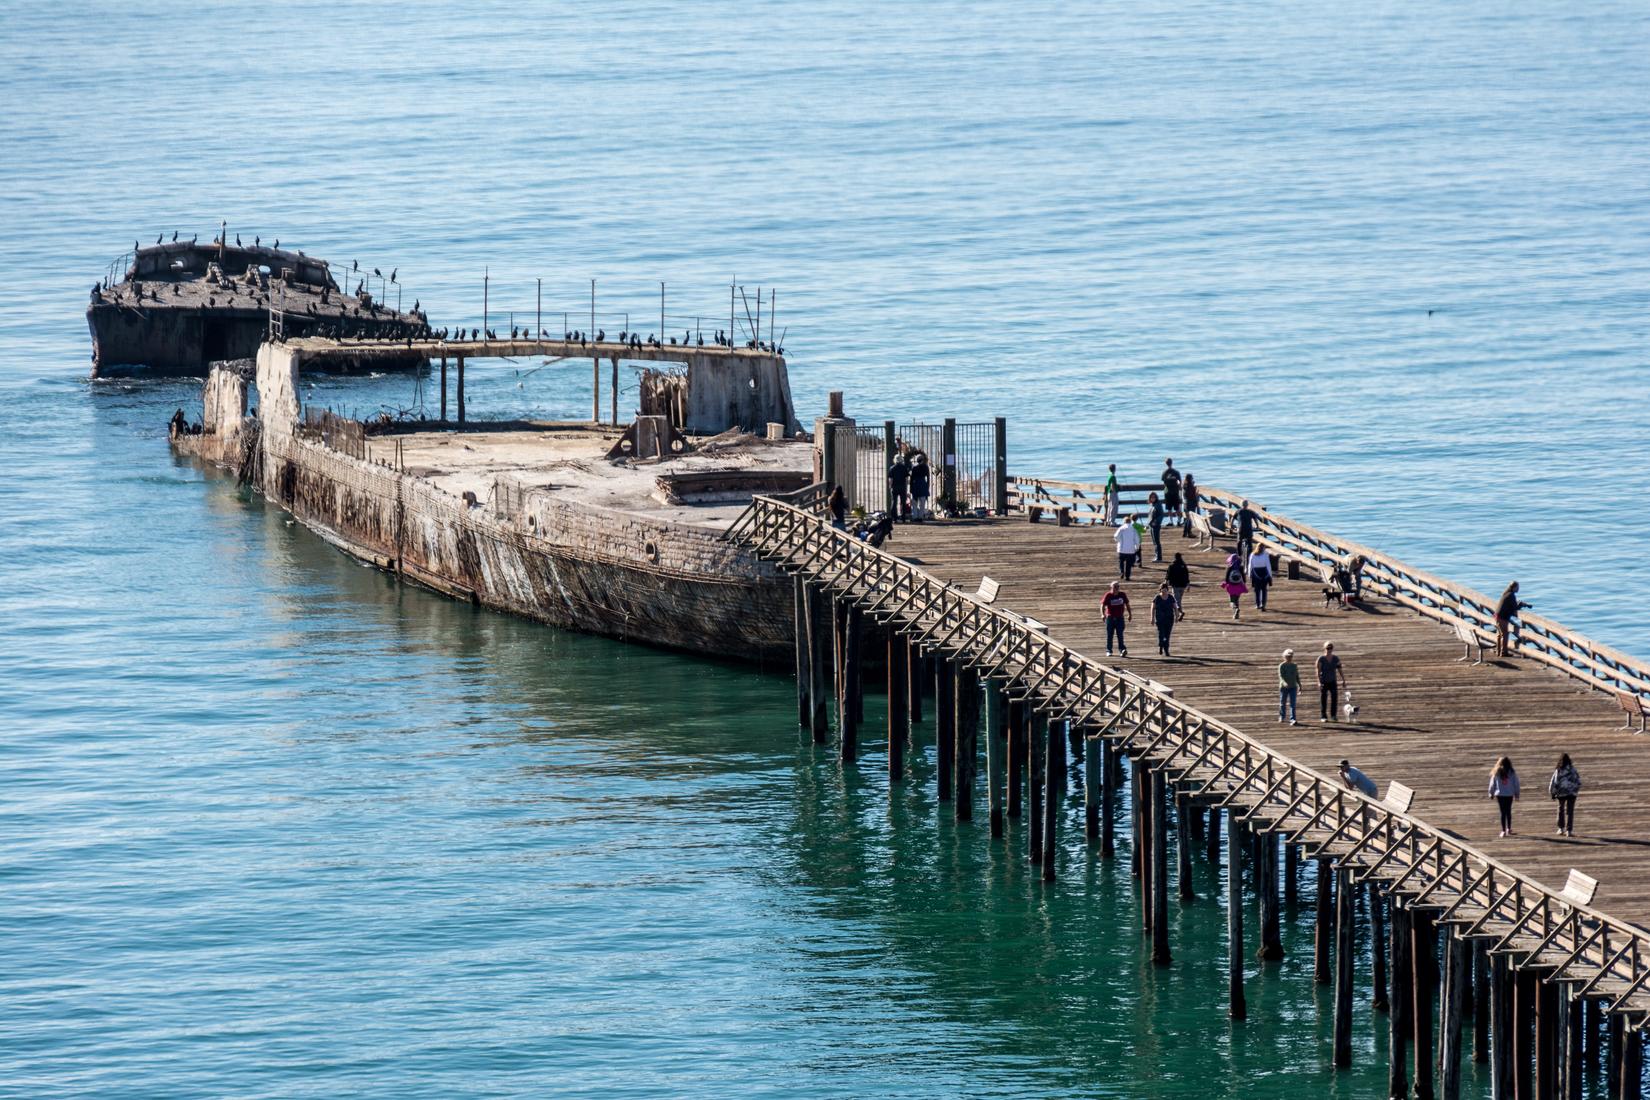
left=1489, top=757, right=1521, bottom=837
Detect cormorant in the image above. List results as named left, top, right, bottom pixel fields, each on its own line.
left=155, top=234, right=163, bottom=245
left=596, top=329, right=604, bottom=342
left=389, top=268, right=397, bottom=283
left=697, top=335, right=704, bottom=346
left=255, top=236, right=260, bottom=247
left=172, top=231, right=178, bottom=242
left=272, top=239, right=278, bottom=249
left=374, top=267, right=382, bottom=278
left=236, top=234, right=242, bottom=246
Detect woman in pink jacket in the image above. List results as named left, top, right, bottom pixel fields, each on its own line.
left=1489, top=756, right=1521, bottom=836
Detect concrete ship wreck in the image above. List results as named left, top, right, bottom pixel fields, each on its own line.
left=172, top=334, right=812, bottom=661
left=90, top=236, right=430, bottom=377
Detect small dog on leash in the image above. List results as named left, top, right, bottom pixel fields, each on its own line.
left=1342, top=691, right=1360, bottom=723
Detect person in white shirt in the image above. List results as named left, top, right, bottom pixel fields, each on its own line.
left=1248, top=548, right=1274, bottom=610
left=1114, top=517, right=1141, bottom=580
left=1339, top=759, right=1377, bottom=798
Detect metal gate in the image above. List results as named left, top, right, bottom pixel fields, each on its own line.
left=830, top=417, right=1006, bottom=516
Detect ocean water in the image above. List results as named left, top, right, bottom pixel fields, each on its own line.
left=2, top=1, right=1646, bottom=1096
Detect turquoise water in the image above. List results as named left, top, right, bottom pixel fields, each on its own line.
left=3, top=1, right=1646, bottom=1095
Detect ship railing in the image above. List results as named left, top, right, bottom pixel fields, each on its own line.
left=723, top=494, right=1650, bottom=1028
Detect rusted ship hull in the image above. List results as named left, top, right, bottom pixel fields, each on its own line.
left=173, top=357, right=795, bottom=664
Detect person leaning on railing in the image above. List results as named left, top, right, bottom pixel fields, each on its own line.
left=1494, top=581, right=1532, bottom=658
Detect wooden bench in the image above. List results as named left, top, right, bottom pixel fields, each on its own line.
left=1455, top=620, right=1488, bottom=665
left=1188, top=511, right=1220, bottom=551
left=1561, top=869, right=1598, bottom=908
left=1619, top=691, right=1648, bottom=733
left=1382, top=781, right=1415, bottom=815
left=975, top=576, right=1000, bottom=604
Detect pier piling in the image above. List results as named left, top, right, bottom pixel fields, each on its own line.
left=954, top=667, right=978, bottom=822
left=1333, top=865, right=1355, bottom=1068
left=805, top=582, right=830, bottom=743
left=1176, top=789, right=1194, bottom=903
left=1391, top=902, right=1414, bottom=1100
left=1227, top=813, right=1247, bottom=1020
left=794, top=576, right=811, bottom=728
left=1100, top=738, right=1117, bottom=858
left=1028, top=711, right=1045, bottom=869
left=887, top=630, right=907, bottom=782
left=1043, top=716, right=1062, bottom=883
left=1414, top=908, right=1438, bottom=1100
left=1257, top=832, right=1283, bottom=961
left=1084, top=730, right=1101, bottom=842
left=1442, top=931, right=1468, bottom=1099
left=1007, top=700, right=1025, bottom=819
left=1315, top=858, right=1335, bottom=985
left=985, top=683, right=1006, bottom=838
left=1150, top=769, right=1170, bottom=963
left=936, top=660, right=955, bottom=801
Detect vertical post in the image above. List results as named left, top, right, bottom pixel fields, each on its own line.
left=941, top=417, right=957, bottom=512
left=794, top=575, right=811, bottom=728
left=439, top=355, right=447, bottom=421
left=1285, top=843, right=1299, bottom=908
left=1176, top=789, right=1194, bottom=902
left=1585, top=997, right=1600, bottom=1081
left=883, top=420, right=896, bottom=512
left=1493, top=953, right=1514, bottom=1100
left=908, top=642, right=924, bottom=724
left=954, top=667, right=978, bottom=822
left=805, top=583, right=830, bottom=744
left=1608, top=1015, right=1622, bottom=1099
left=592, top=356, right=600, bottom=423
left=1617, top=1026, right=1643, bottom=1100
left=1442, top=931, right=1468, bottom=1100
left=1137, top=760, right=1152, bottom=929
left=1477, top=943, right=1493, bottom=1066
left=1415, top=909, right=1438, bottom=1100
left=887, top=630, right=907, bottom=783
left=1204, top=794, right=1220, bottom=864
left=1150, top=769, right=1170, bottom=963
left=1392, top=902, right=1414, bottom=1100
left=483, top=270, right=488, bottom=337
left=1028, top=711, right=1045, bottom=868
left=536, top=277, right=541, bottom=338
left=456, top=355, right=466, bottom=423
left=1374, top=887, right=1391, bottom=1012
left=839, top=602, right=861, bottom=764
left=1227, top=812, right=1247, bottom=1020
left=935, top=660, right=954, bottom=801
left=1007, top=700, right=1025, bottom=819
left=1516, top=970, right=1536, bottom=1100
left=1257, top=831, right=1283, bottom=960
left=985, top=683, right=1005, bottom=838
left=1042, top=715, right=1061, bottom=883
left=1334, top=865, right=1355, bottom=1068
left=1100, top=737, right=1116, bottom=858
left=611, top=357, right=619, bottom=425
left=1315, top=858, right=1335, bottom=984
left=1559, top=993, right=1580, bottom=1100
left=993, top=415, right=1008, bottom=515
left=1084, top=728, right=1101, bottom=841
left=1537, top=979, right=1559, bottom=1100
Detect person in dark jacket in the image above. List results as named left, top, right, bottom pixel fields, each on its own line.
left=1548, top=753, right=1581, bottom=837
left=1235, top=499, right=1258, bottom=559
left=1151, top=583, right=1179, bottom=656
left=1162, top=458, right=1182, bottom=520
left=1148, top=491, right=1166, bottom=562
left=827, top=485, right=848, bottom=529
left=908, top=454, right=931, bottom=520
left=1165, top=553, right=1190, bottom=619
left=1494, top=581, right=1531, bottom=657
left=888, top=454, right=910, bottom=521
left=1180, top=473, right=1199, bottom=536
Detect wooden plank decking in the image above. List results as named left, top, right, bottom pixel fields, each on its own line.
left=891, top=516, right=1650, bottom=931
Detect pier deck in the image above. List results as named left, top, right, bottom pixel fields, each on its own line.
left=891, top=516, right=1650, bottom=930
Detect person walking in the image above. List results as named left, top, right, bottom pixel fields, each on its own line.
left=1235, top=499, right=1258, bottom=560
left=1248, top=546, right=1273, bottom=610
left=1180, top=473, right=1199, bottom=537
left=827, top=485, right=848, bottom=530
left=1152, top=583, right=1178, bottom=657
left=1148, top=491, right=1166, bottom=563
left=1494, top=581, right=1531, bottom=657
left=1278, top=648, right=1300, bottom=725
left=1316, top=642, right=1346, bottom=722
left=1489, top=756, right=1521, bottom=836
left=1220, top=553, right=1248, bottom=620
left=1102, top=581, right=1132, bottom=658
left=1104, top=463, right=1120, bottom=525
left=1166, top=552, right=1190, bottom=619
left=1114, top=516, right=1141, bottom=580
left=1339, top=759, right=1378, bottom=797
left=1162, top=458, right=1182, bottom=521
left=888, top=452, right=910, bottom=522
left=1548, top=753, right=1581, bottom=836
left=909, top=453, right=931, bottom=521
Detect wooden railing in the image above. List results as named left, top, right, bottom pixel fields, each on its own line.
left=1008, top=477, right=1160, bottom=522
left=726, top=495, right=1650, bottom=1027
left=1005, top=475, right=1650, bottom=703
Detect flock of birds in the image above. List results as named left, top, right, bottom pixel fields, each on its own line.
left=371, top=326, right=783, bottom=355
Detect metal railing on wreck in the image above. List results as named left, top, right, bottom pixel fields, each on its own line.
left=1005, top=475, right=1650, bottom=704
left=724, top=491, right=1650, bottom=1027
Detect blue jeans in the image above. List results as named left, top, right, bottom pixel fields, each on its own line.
left=1279, top=685, right=1297, bottom=721
left=1106, top=617, right=1126, bottom=653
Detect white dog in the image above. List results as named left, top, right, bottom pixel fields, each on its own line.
left=1342, top=691, right=1360, bottom=723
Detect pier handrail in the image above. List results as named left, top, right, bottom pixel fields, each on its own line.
left=726, top=494, right=1650, bottom=1026
left=1003, top=475, right=1650, bottom=702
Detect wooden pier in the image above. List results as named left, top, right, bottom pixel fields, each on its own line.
left=727, top=480, right=1650, bottom=1099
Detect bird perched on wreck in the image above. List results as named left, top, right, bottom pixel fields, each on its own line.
left=236, top=234, right=242, bottom=246
left=596, top=329, right=604, bottom=342
left=172, top=231, right=178, bottom=242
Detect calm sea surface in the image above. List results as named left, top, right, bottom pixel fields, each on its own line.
left=2, top=2, right=1646, bottom=1096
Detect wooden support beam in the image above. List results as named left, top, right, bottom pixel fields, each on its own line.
left=1537, top=978, right=1559, bottom=1100
left=1100, top=737, right=1117, bottom=859
left=1559, top=992, right=1580, bottom=1100
left=1493, top=953, right=1515, bottom=1100
left=1415, top=907, right=1438, bottom=1100
left=439, top=355, right=447, bottom=421
left=1375, top=887, right=1392, bottom=1014
left=1477, top=943, right=1493, bottom=1066
left=1315, top=857, right=1335, bottom=985
left=1084, top=725, right=1101, bottom=843
left=794, top=576, right=811, bottom=728
left=838, top=600, right=860, bottom=763
left=887, top=629, right=907, bottom=783
left=1135, top=760, right=1150, bottom=929
left=1442, top=930, right=1468, bottom=1100
left=1285, top=842, right=1299, bottom=909
left=1228, top=813, right=1247, bottom=1020
left=908, top=643, right=924, bottom=724
left=1516, top=968, right=1537, bottom=1100
left=591, top=357, right=600, bottom=422
left=1042, top=716, right=1062, bottom=882
left=1007, top=699, right=1025, bottom=819
left=1334, top=864, right=1355, bottom=1068
left=955, top=666, right=979, bottom=822
left=610, top=356, right=619, bottom=425
left=456, top=354, right=466, bottom=423
left=805, top=582, right=830, bottom=743
left=1028, top=710, right=1046, bottom=869
left=1176, top=788, right=1194, bottom=903
left=1204, top=793, right=1220, bottom=864
left=1608, top=1014, right=1622, bottom=1099
left=1151, top=768, right=1171, bottom=963
left=985, top=683, right=1006, bottom=838
left=1257, top=830, right=1284, bottom=960
left=936, top=659, right=955, bottom=801
left=1617, top=1025, right=1643, bottom=1100
left=1392, top=902, right=1414, bottom=1100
